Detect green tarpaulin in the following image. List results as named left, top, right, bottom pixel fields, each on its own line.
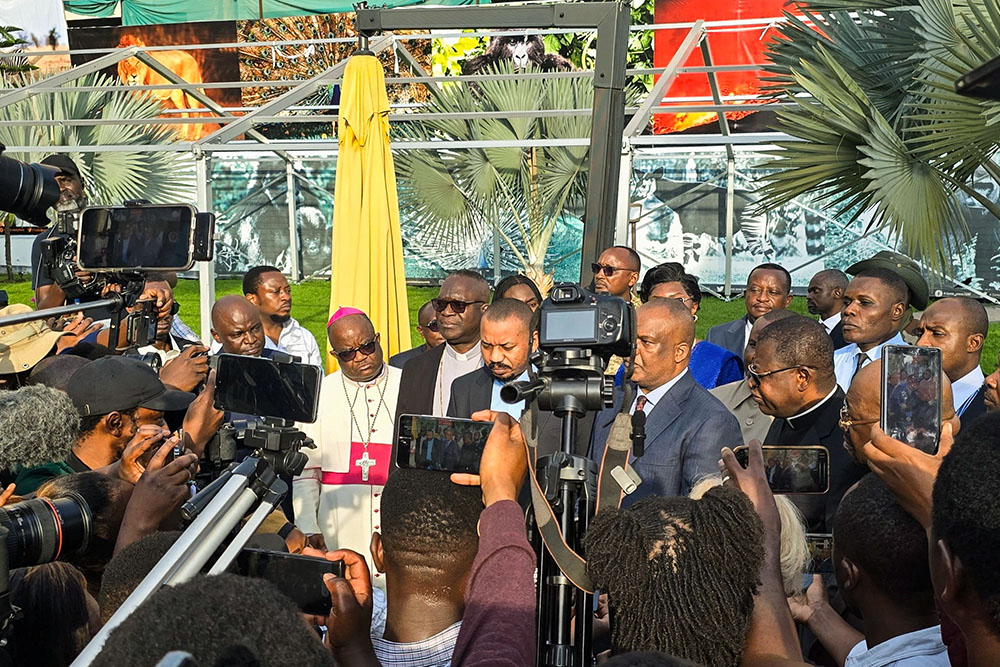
left=64, top=0, right=485, bottom=26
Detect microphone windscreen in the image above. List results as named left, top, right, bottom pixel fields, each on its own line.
left=631, top=410, right=646, bottom=430
left=0, top=385, right=80, bottom=471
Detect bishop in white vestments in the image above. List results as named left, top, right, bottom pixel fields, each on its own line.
left=292, top=307, right=401, bottom=587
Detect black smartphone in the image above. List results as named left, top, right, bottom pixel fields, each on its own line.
left=395, top=414, right=494, bottom=474
left=233, top=548, right=344, bottom=616
left=881, top=345, right=942, bottom=454
left=804, top=533, right=834, bottom=574
left=76, top=204, right=197, bottom=271
left=733, top=445, right=830, bottom=494
left=213, top=353, right=322, bottom=423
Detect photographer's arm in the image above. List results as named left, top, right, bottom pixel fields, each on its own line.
left=35, top=284, right=66, bottom=310
left=181, top=370, right=223, bottom=457
left=451, top=411, right=536, bottom=667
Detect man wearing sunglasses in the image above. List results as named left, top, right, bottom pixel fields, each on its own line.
left=749, top=314, right=863, bottom=533
left=293, top=307, right=401, bottom=580
left=591, top=246, right=641, bottom=303
left=389, top=300, right=445, bottom=369
left=395, top=270, right=489, bottom=421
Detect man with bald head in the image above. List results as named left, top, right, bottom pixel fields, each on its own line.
left=396, top=270, right=489, bottom=420
left=807, top=268, right=849, bottom=348
left=388, top=300, right=445, bottom=369
left=916, top=297, right=990, bottom=424
left=590, top=299, right=742, bottom=505
left=711, top=308, right=799, bottom=445
left=293, top=307, right=401, bottom=583
left=210, top=295, right=284, bottom=358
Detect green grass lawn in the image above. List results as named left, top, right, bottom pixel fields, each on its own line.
left=5, top=276, right=998, bottom=373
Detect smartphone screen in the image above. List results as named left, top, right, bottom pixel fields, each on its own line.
left=881, top=345, right=942, bottom=454
left=804, top=533, right=834, bottom=574
left=395, top=414, right=494, bottom=474
left=213, top=353, right=322, bottom=423
left=233, top=548, right=344, bottom=616
left=77, top=205, right=195, bottom=271
left=734, top=445, right=830, bottom=494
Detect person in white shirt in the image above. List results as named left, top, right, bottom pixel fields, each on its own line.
left=915, top=297, right=989, bottom=424
left=807, top=268, right=849, bottom=349
left=789, top=474, right=950, bottom=667
left=833, top=269, right=909, bottom=392
left=243, top=265, right=323, bottom=367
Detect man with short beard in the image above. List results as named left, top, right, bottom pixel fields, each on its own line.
left=243, top=265, right=322, bottom=366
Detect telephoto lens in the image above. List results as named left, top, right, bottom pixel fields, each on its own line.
left=0, top=492, right=92, bottom=569
left=0, top=146, right=61, bottom=224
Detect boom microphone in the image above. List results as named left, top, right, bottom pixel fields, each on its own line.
left=0, top=385, right=80, bottom=470
left=631, top=410, right=646, bottom=458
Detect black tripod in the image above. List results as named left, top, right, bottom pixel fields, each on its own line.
left=503, top=350, right=610, bottom=667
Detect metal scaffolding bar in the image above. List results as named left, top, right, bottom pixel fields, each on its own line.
left=0, top=47, right=137, bottom=110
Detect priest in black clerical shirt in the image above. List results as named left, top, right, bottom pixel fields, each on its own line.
left=747, top=315, right=868, bottom=533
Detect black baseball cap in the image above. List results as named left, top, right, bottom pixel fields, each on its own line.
left=66, top=357, right=194, bottom=417
left=40, top=154, right=81, bottom=179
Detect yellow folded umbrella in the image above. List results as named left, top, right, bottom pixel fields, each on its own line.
left=327, top=54, right=411, bottom=372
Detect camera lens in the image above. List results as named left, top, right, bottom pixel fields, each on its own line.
left=0, top=493, right=92, bottom=569
left=0, top=153, right=61, bottom=225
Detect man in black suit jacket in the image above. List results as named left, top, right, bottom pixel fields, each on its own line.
left=447, top=298, right=592, bottom=457
left=389, top=300, right=445, bottom=369
left=806, top=268, right=849, bottom=349
left=750, top=314, right=867, bottom=533
left=395, top=271, right=489, bottom=422
left=591, top=299, right=743, bottom=505
left=706, top=263, right=793, bottom=357
left=915, top=297, right=990, bottom=426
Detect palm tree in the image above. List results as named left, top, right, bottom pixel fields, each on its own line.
left=393, top=60, right=592, bottom=294
left=753, top=0, right=1000, bottom=271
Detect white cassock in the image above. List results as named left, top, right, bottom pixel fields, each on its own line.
left=292, top=364, right=401, bottom=588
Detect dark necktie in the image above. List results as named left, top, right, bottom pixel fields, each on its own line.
left=851, top=351, right=868, bottom=382
left=635, top=395, right=648, bottom=413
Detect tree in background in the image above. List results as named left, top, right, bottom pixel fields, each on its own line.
left=754, top=0, right=1000, bottom=271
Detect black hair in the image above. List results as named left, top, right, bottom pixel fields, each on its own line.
left=446, top=269, right=491, bottom=300
left=27, top=355, right=91, bottom=391
left=834, top=474, right=932, bottom=603
left=36, top=472, right=133, bottom=582
left=380, top=469, right=482, bottom=585
left=939, top=296, right=989, bottom=337
left=756, top=315, right=834, bottom=376
left=494, top=274, right=542, bottom=305
left=93, top=573, right=335, bottom=667
left=418, top=299, right=437, bottom=323
left=639, top=263, right=684, bottom=303
left=749, top=263, right=792, bottom=294
left=585, top=487, right=764, bottom=667
left=603, top=652, right=701, bottom=667
left=932, top=412, right=1000, bottom=636
left=854, top=268, right=909, bottom=308
left=610, top=245, right=642, bottom=271
left=62, top=342, right=115, bottom=361
left=9, top=561, right=92, bottom=667
left=812, top=268, right=848, bottom=291
left=242, top=265, right=283, bottom=296
left=483, top=297, right=536, bottom=332
left=99, top=531, right=182, bottom=624
left=78, top=406, right=139, bottom=438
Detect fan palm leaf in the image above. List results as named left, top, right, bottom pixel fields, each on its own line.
left=0, top=71, right=191, bottom=208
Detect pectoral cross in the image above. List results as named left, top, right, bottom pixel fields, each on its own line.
left=355, top=450, right=376, bottom=482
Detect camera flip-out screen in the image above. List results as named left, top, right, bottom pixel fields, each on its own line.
left=542, top=309, right=596, bottom=343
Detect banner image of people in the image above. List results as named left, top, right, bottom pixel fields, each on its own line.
left=67, top=18, right=239, bottom=141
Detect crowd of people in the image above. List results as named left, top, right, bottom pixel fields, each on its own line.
left=0, top=155, right=998, bottom=666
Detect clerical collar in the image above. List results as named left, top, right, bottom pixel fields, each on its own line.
left=786, top=386, right=840, bottom=430
left=344, top=364, right=387, bottom=389
left=444, top=341, right=481, bottom=363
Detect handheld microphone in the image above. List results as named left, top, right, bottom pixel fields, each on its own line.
left=631, top=410, right=646, bottom=458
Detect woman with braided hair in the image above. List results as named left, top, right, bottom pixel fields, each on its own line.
left=585, top=486, right=765, bottom=667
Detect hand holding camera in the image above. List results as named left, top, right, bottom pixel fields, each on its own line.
left=160, top=345, right=211, bottom=393
left=450, top=409, right=528, bottom=507
left=321, top=549, right=379, bottom=665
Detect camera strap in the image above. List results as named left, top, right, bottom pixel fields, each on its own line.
left=521, top=397, right=638, bottom=594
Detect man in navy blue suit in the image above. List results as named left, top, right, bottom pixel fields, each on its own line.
left=706, top=263, right=793, bottom=357
left=590, top=299, right=743, bottom=505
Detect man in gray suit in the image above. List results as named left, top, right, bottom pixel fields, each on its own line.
left=710, top=308, right=799, bottom=444
left=706, top=263, right=793, bottom=357
left=590, top=299, right=743, bottom=506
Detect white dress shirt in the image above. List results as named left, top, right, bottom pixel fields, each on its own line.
left=744, top=317, right=753, bottom=352
left=275, top=316, right=323, bottom=367
left=833, top=332, right=905, bottom=392
left=952, top=366, right=986, bottom=416
left=491, top=370, right=529, bottom=418
left=844, top=625, right=949, bottom=667
left=630, top=368, right=689, bottom=414
left=822, top=312, right=842, bottom=334
left=433, top=342, right=483, bottom=417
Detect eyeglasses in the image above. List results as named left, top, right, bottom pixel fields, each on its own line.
left=592, top=263, right=635, bottom=277
left=431, top=298, right=485, bottom=314
left=333, top=333, right=380, bottom=362
left=838, top=404, right=879, bottom=431
left=425, top=319, right=439, bottom=332
left=746, top=363, right=811, bottom=384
